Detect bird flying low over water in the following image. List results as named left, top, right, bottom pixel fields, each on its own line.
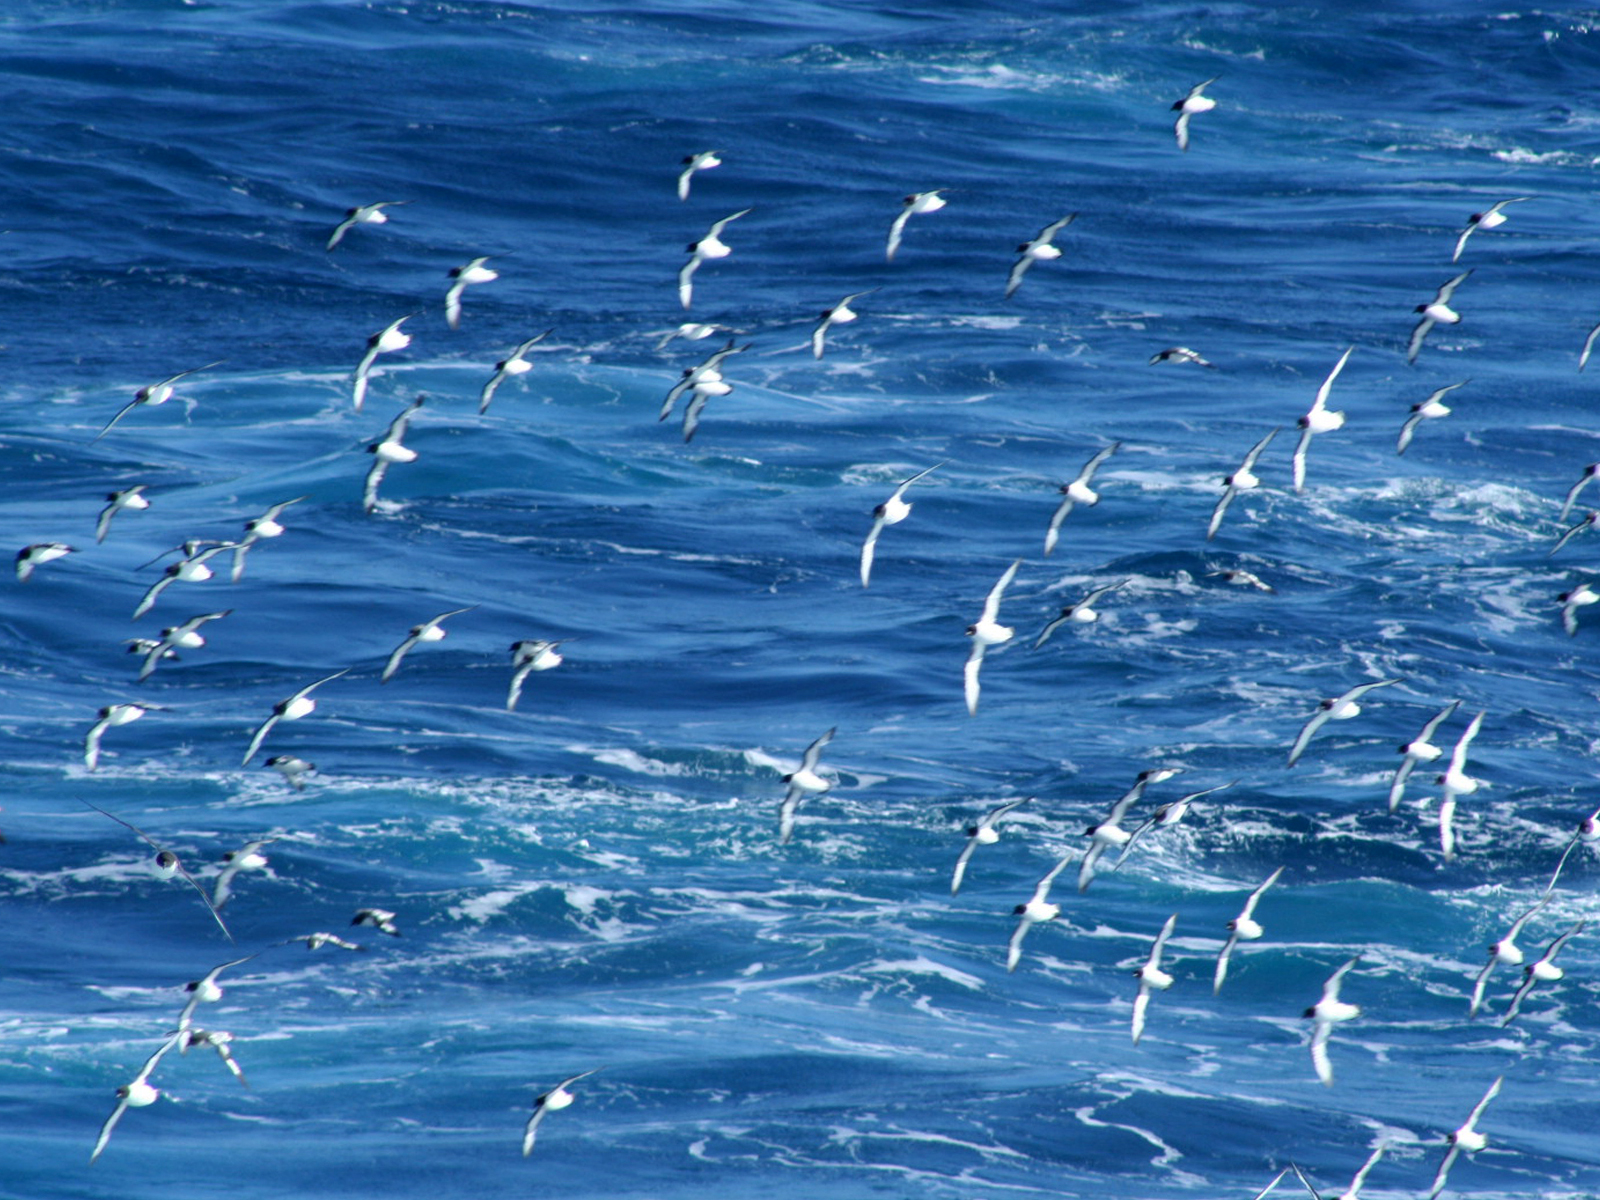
left=1451, top=198, right=1528, bottom=263
left=1427, top=1075, right=1503, bottom=1198
left=1045, top=442, right=1119, bottom=555
left=677, top=150, right=722, bottom=201
left=15, top=542, right=75, bottom=582
left=1005, top=214, right=1076, bottom=299
left=506, top=640, right=563, bottom=711
left=1286, top=678, right=1400, bottom=767
left=96, top=486, right=151, bottom=544
left=351, top=315, right=416, bottom=411
left=1291, top=347, right=1353, bottom=494
left=1467, top=893, right=1550, bottom=1019
left=1500, top=920, right=1584, bottom=1026
left=1171, top=77, right=1217, bottom=152
left=95, top=361, right=224, bottom=441
left=1407, top=271, right=1471, bottom=365
left=242, top=668, right=350, bottom=764
left=83, top=702, right=156, bottom=771
left=1436, top=709, right=1485, bottom=862
left=659, top=340, right=749, bottom=422
left=1208, top=427, right=1279, bottom=541
left=678, top=208, right=751, bottom=309
left=363, top=395, right=424, bottom=513
left=175, top=955, right=258, bottom=1045
left=522, top=1070, right=599, bottom=1157
left=1214, top=866, right=1283, bottom=994
left=859, top=463, right=941, bottom=588
left=886, top=190, right=946, bottom=262
left=1304, top=956, right=1361, bottom=1086
left=1150, top=346, right=1217, bottom=368
left=950, top=796, right=1030, bottom=895
left=132, top=541, right=238, bottom=620
left=83, top=800, right=234, bottom=941
left=1033, top=579, right=1129, bottom=648
left=1559, top=462, right=1600, bottom=522
left=444, top=256, right=498, bottom=330
left=1397, top=380, right=1468, bottom=455
left=89, top=1031, right=184, bottom=1164
left=381, top=605, right=475, bottom=683
left=1389, top=699, right=1460, bottom=813
left=212, top=838, right=276, bottom=909
left=778, top=727, right=835, bottom=845
left=326, top=200, right=407, bottom=251
left=963, top=560, right=1020, bottom=715
left=231, top=496, right=309, bottom=582
left=479, top=331, right=551, bottom=415
left=811, top=289, right=875, bottom=359
left=1115, top=780, right=1234, bottom=867
left=136, top=609, right=231, bottom=682
left=1006, top=852, right=1073, bottom=972
left=1130, top=913, right=1178, bottom=1045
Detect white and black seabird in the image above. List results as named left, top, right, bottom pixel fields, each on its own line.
left=1389, top=699, right=1460, bottom=813
left=265, top=754, right=316, bottom=790
left=89, top=1031, right=185, bottom=1164
left=84, top=702, right=157, bottom=772
left=15, top=542, right=76, bottom=582
left=1286, top=678, right=1400, bottom=767
left=963, top=560, right=1020, bottom=716
left=885, top=190, right=946, bottom=262
left=1150, top=346, right=1217, bottom=368
left=659, top=340, right=749, bottom=422
left=212, top=838, right=277, bottom=909
left=1467, top=893, right=1550, bottom=1019
left=1304, top=956, right=1361, bottom=1087
left=242, top=668, right=350, bottom=764
left=136, top=609, right=232, bottom=682
left=676, top=150, right=721, bottom=201
left=175, top=954, right=257, bottom=1045
left=326, top=200, right=407, bottom=251
left=1397, top=380, right=1469, bottom=455
left=82, top=800, right=234, bottom=941
left=1213, top=865, right=1284, bottom=994
left=506, top=640, right=563, bottom=712
left=678, top=208, right=751, bottom=310
left=230, top=496, right=309, bottom=582
left=444, top=256, right=499, bottom=330
left=95, top=361, right=224, bottom=441
left=1291, top=347, right=1353, bottom=493
left=811, top=289, right=875, bottom=359
left=479, top=331, right=551, bottom=414
left=950, top=797, right=1030, bottom=895
left=363, top=395, right=425, bottom=513
left=1208, top=427, right=1279, bottom=540
left=381, top=605, right=475, bottom=683
left=1500, top=920, right=1585, bottom=1026
left=1045, top=442, right=1119, bottom=555
left=1427, top=1076, right=1503, bottom=1199
left=1436, top=709, right=1485, bottom=862
left=353, top=907, right=402, bottom=936
left=1006, top=851, right=1074, bottom=972
left=95, top=486, right=151, bottom=544
left=522, top=1070, right=599, bottom=1157
left=859, top=463, right=941, bottom=588
left=132, top=541, right=238, bottom=620
left=778, top=727, right=835, bottom=845
left=1451, top=197, right=1529, bottom=263
left=1005, top=214, right=1076, bottom=299
left=1407, top=271, right=1471, bottom=366
left=1171, top=77, right=1217, bottom=152
left=1033, top=579, right=1129, bottom=648
left=351, top=314, right=416, bottom=412
left=1130, top=913, right=1178, bottom=1045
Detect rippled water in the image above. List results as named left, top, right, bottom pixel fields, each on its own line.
left=3, top=3, right=1599, bottom=1197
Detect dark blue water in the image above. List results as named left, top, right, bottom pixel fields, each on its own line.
left=3, top=3, right=1599, bottom=1197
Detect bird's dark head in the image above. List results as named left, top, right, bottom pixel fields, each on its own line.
left=1012, top=903, right=1027, bottom=915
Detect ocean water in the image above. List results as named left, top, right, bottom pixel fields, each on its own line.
left=3, top=2, right=1600, bottom=1196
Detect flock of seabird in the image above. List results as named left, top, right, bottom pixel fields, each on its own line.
left=21, top=76, right=1598, bottom=1196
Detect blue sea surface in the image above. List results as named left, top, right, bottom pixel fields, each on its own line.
left=3, top=2, right=1600, bottom=1197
